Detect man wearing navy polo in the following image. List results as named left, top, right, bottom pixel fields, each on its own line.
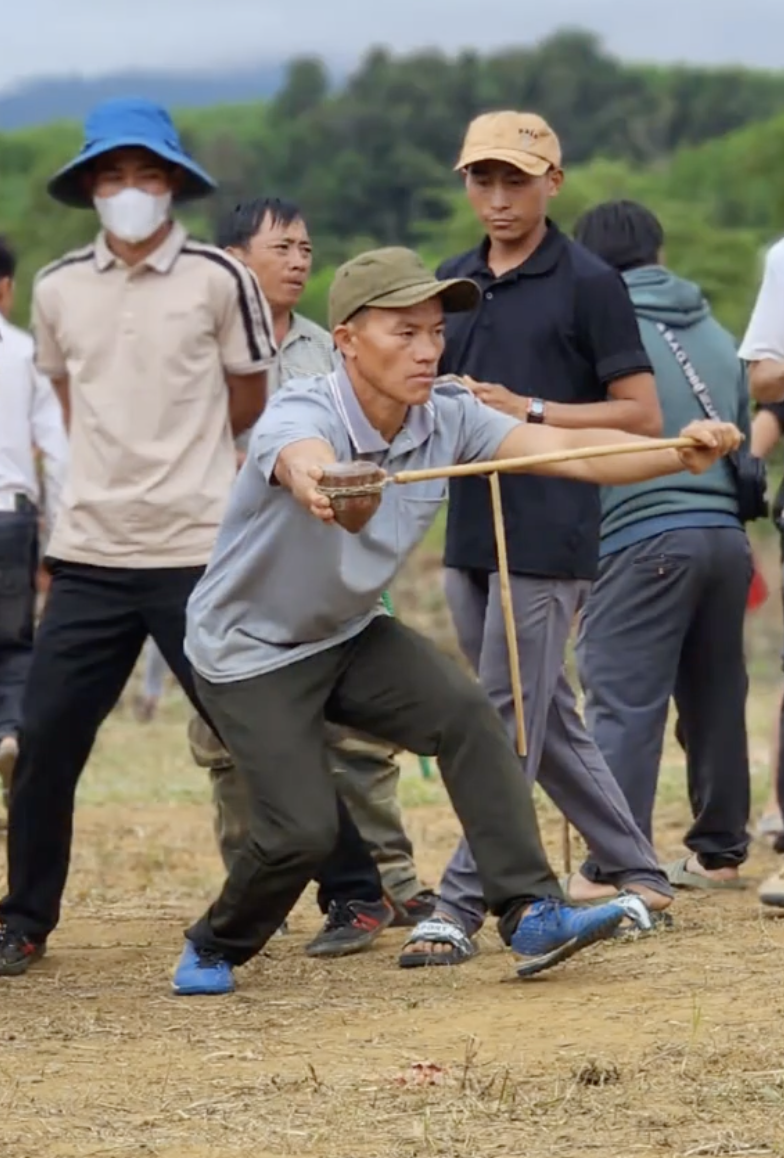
left=406, top=111, right=674, bottom=965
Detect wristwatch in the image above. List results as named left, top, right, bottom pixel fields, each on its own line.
left=526, top=397, right=546, bottom=424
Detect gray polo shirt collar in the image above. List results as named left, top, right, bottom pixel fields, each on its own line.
left=329, top=364, right=435, bottom=455
left=280, top=312, right=312, bottom=352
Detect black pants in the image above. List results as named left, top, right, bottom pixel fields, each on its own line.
left=317, top=796, right=381, bottom=913
left=578, top=527, right=752, bottom=871
left=0, top=562, right=380, bottom=941
left=0, top=509, right=38, bottom=739
left=189, top=616, right=561, bottom=966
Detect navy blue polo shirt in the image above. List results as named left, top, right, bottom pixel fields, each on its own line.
left=438, top=221, right=652, bottom=579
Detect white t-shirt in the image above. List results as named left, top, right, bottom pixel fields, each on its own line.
left=739, top=238, right=784, bottom=363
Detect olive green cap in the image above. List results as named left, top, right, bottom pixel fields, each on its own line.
left=328, top=246, right=480, bottom=331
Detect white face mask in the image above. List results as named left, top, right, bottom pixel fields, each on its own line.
left=93, top=187, right=172, bottom=244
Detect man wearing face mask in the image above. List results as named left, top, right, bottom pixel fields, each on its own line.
left=0, top=98, right=277, bottom=977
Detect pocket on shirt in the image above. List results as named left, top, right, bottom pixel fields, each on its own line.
left=399, top=479, right=447, bottom=504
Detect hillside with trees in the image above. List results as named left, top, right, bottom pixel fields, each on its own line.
left=2, top=30, right=784, bottom=338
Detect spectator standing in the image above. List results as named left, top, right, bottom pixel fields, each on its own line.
left=0, top=236, right=68, bottom=819
left=404, top=112, right=673, bottom=966
left=0, top=97, right=277, bottom=977
left=748, top=405, right=784, bottom=847
left=574, top=200, right=753, bottom=891
left=739, top=246, right=784, bottom=902
left=740, top=238, right=784, bottom=404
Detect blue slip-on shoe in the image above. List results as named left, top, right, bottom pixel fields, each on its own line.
left=512, top=898, right=626, bottom=978
left=172, top=939, right=235, bottom=996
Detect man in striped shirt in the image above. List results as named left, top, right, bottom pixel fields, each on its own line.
left=0, top=98, right=277, bottom=977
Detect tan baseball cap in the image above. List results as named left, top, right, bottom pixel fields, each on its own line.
left=455, top=111, right=562, bottom=176
left=329, top=246, right=480, bottom=331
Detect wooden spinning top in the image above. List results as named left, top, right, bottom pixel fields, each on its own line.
left=317, top=462, right=386, bottom=533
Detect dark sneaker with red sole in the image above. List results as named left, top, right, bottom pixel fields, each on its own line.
left=389, top=890, right=439, bottom=928
left=0, top=928, right=46, bottom=976
left=305, top=899, right=393, bottom=958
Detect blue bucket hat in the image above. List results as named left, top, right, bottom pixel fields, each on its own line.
left=48, top=97, right=217, bottom=209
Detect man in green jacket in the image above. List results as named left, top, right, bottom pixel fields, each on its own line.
left=573, top=199, right=752, bottom=893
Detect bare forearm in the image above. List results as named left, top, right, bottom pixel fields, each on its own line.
left=751, top=410, right=782, bottom=458
left=497, top=424, right=697, bottom=486
left=533, top=427, right=683, bottom=485
left=227, top=371, right=267, bottom=437
left=542, top=397, right=661, bottom=437
left=273, top=438, right=336, bottom=490
left=577, top=443, right=685, bottom=486
left=52, top=376, right=70, bottom=432
left=749, top=360, right=784, bottom=403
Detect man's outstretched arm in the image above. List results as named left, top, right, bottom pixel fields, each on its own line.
left=492, top=419, right=741, bottom=485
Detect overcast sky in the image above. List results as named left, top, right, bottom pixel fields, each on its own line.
left=4, top=0, right=784, bottom=90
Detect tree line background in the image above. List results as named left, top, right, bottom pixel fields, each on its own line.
left=2, top=30, right=784, bottom=340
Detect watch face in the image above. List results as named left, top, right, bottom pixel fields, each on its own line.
left=528, top=398, right=545, bottom=422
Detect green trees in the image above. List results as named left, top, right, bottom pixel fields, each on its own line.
left=2, top=33, right=784, bottom=336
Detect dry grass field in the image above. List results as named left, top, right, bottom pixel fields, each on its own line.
left=3, top=537, right=784, bottom=1158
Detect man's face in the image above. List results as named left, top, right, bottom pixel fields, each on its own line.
left=235, top=213, right=313, bottom=312
left=87, top=147, right=179, bottom=199
left=464, top=160, right=562, bottom=243
left=0, top=276, right=14, bottom=320
left=336, top=298, right=446, bottom=406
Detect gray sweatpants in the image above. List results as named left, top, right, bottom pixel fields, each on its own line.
left=437, top=569, right=671, bottom=935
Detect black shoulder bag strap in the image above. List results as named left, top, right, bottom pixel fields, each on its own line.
left=654, top=321, right=767, bottom=522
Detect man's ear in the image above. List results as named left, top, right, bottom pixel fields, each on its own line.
left=332, top=322, right=356, bottom=360
left=547, top=168, right=564, bottom=199
left=225, top=245, right=248, bottom=264
left=168, top=165, right=185, bottom=198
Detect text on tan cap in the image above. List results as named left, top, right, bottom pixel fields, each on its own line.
left=328, top=247, right=480, bottom=331
left=455, top=111, right=562, bottom=176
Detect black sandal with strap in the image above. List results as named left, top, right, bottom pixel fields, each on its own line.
left=398, top=916, right=477, bottom=968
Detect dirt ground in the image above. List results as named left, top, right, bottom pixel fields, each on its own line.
left=3, top=545, right=784, bottom=1158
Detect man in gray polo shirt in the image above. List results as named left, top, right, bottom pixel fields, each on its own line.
left=173, top=246, right=740, bottom=997
left=187, top=197, right=434, bottom=937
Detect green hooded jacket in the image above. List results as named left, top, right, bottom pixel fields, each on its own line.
left=599, top=264, right=750, bottom=556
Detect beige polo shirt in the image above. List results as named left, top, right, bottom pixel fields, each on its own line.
left=32, top=221, right=276, bottom=568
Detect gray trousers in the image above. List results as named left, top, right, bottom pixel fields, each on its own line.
left=576, top=527, right=751, bottom=871
left=438, top=569, right=671, bottom=936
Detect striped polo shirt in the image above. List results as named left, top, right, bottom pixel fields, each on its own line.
left=32, top=221, right=276, bottom=568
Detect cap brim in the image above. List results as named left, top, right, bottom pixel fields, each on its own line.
left=367, top=276, right=480, bottom=315
left=47, top=137, right=216, bottom=209
left=454, top=148, right=552, bottom=176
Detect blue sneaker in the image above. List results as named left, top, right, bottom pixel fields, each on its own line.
left=172, top=940, right=235, bottom=996
left=512, top=898, right=626, bottom=978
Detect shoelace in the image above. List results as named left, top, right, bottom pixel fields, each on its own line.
left=528, top=897, right=560, bottom=918
left=323, top=901, right=360, bottom=931
left=195, top=947, right=228, bottom=969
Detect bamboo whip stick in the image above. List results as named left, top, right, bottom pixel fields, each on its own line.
left=388, top=436, right=696, bottom=486
left=487, top=472, right=526, bottom=758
